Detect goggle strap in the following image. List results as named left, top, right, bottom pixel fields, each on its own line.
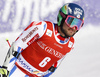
left=59, top=10, right=67, bottom=18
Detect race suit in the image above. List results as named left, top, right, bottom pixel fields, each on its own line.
left=4, top=21, right=75, bottom=77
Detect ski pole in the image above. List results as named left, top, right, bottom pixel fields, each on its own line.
left=6, top=38, right=11, bottom=47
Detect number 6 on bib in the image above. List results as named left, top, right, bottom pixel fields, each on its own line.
left=39, top=57, right=51, bottom=67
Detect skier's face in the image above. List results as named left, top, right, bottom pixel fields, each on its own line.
left=62, top=22, right=77, bottom=37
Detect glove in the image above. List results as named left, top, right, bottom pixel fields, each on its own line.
left=0, top=68, right=9, bottom=77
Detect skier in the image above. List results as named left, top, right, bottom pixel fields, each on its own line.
left=0, top=3, right=84, bottom=77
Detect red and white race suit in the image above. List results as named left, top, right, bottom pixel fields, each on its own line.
left=12, top=21, right=74, bottom=77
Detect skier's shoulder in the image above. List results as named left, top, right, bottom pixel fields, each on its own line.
left=70, top=37, right=75, bottom=43
left=32, top=21, right=54, bottom=31
left=29, top=21, right=53, bottom=28
left=29, top=21, right=46, bottom=28
left=31, top=21, right=54, bottom=37
left=25, top=21, right=54, bottom=36
left=24, top=21, right=46, bottom=32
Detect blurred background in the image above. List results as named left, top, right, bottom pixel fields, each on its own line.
left=0, top=0, right=100, bottom=77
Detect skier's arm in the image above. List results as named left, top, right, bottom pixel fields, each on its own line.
left=2, top=21, right=47, bottom=72
left=14, top=21, right=47, bottom=49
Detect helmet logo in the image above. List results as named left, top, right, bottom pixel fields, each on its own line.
left=68, top=7, right=72, bottom=14
left=74, top=8, right=83, bottom=18
left=64, top=5, right=67, bottom=10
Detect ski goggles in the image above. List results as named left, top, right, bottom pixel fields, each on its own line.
left=65, top=15, right=84, bottom=30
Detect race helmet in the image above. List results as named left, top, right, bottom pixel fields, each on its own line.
left=57, top=3, right=84, bottom=31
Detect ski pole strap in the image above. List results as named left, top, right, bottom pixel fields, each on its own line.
left=48, top=66, right=56, bottom=72
left=13, top=51, right=20, bottom=59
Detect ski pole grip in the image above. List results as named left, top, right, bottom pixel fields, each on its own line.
left=6, top=38, right=11, bottom=47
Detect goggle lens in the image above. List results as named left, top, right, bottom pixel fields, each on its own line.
left=65, top=16, right=84, bottom=30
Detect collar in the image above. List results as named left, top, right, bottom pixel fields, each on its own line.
left=54, top=24, right=70, bottom=44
